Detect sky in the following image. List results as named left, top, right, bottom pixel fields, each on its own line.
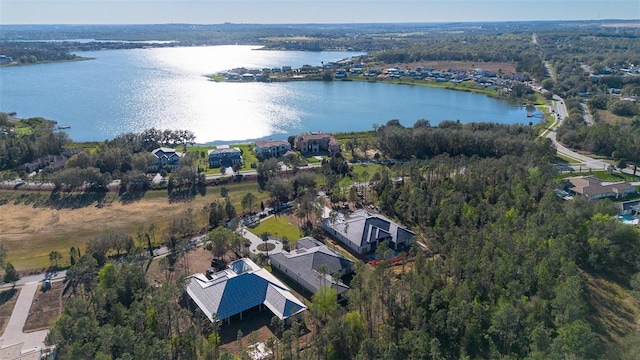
left=1, top=0, right=639, bottom=25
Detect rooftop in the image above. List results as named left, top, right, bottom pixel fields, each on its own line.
left=185, top=258, right=307, bottom=322
left=270, top=237, right=353, bottom=295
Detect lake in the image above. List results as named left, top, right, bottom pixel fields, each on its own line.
left=0, top=45, right=535, bottom=143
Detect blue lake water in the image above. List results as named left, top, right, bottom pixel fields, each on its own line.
left=0, top=45, right=536, bottom=143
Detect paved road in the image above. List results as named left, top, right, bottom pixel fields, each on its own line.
left=545, top=95, right=609, bottom=170
left=580, top=102, right=594, bottom=126
left=544, top=94, right=638, bottom=176
left=0, top=282, right=49, bottom=356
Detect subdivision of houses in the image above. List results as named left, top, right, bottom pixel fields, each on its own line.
left=294, top=132, right=341, bottom=155
left=185, top=258, right=307, bottom=325
left=208, top=146, right=242, bottom=168
left=270, top=237, right=354, bottom=297
left=564, top=176, right=636, bottom=201
left=254, top=140, right=292, bottom=159
left=322, top=208, right=415, bottom=254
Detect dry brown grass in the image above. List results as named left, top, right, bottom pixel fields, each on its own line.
left=23, top=282, right=67, bottom=332
left=0, top=288, right=20, bottom=336
left=0, top=182, right=269, bottom=272
left=596, top=109, right=634, bottom=126
left=584, top=272, right=640, bottom=346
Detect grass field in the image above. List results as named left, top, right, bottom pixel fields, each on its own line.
left=556, top=169, right=640, bottom=183
left=246, top=215, right=303, bottom=241
left=0, top=182, right=270, bottom=272
left=185, top=144, right=259, bottom=174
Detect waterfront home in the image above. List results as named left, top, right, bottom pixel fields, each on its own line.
left=270, top=237, right=354, bottom=297
left=335, top=69, right=347, bottom=78
left=185, top=258, right=307, bottom=325
left=254, top=140, right=292, bottom=159
left=322, top=208, right=415, bottom=254
left=225, top=72, right=241, bottom=80
left=208, top=146, right=242, bottom=168
left=150, top=147, right=184, bottom=171
left=294, top=132, right=341, bottom=155
left=22, top=148, right=81, bottom=173
left=565, top=176, right=636, bottom=201
left=241, top=73, right=255, bottom=81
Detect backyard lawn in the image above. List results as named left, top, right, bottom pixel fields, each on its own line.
left=247, top=215, right=303, bottom=242
left=186, top=143, right=260, bottom=174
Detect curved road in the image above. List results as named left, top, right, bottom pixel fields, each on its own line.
left=545, top=94, right=615, bottom=172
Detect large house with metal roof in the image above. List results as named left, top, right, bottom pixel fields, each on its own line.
left=185, top=258, right=306, bottom=325
left=270, top=237, right=354, bottom=297
left=322, top=209, right=415, bottom=254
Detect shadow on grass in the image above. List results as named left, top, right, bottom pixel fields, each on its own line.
left=46, top=190, right=108, bottom=209
left=119, top=190, right=148, bottom=204
left=0, top=288, right=18, bottom=306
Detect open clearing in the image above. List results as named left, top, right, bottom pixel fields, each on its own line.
left=0, top=182, right=269, bottom=271
left=23, top=282, right=67, bottom=332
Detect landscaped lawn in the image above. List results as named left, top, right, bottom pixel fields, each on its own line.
left=186, top=143, right=259, bottom=174
left=247, top=215, right=303, bottom=241
left=556, top=170, right=640, bottom=183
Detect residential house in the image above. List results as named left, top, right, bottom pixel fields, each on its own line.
left=322, top=208, right=415, bottom=254
left=295, top=132, right=341, bottom=155
left=150, top=147, right=184, bottom=171
left=22, top=148, right=81, bottom=173
left=208, top=146, right=242, bottom=168
left=617, top=200, right=640, bottom=216
left=185, top=258, right=307, bottom=325
left=565, top=176, right=636, bottom=201
left=255, top=140, right=292, bottom=159
left=270, top=237, right=354, bottom=297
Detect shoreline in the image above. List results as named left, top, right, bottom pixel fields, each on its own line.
left=205, top=72, right=540, bottom=106
left=0, top=56, right=94, bottom=68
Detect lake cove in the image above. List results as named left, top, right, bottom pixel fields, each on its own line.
left=0, top=45, right=537, bottom=143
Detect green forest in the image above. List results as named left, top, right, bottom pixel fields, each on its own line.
left=40, top=121, right=640, bottom=359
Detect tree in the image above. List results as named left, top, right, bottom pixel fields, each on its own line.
left=311, top=286, right=338, bottom=323
left=209, top=227, right=230, bottom=259
left=209, top=201, right=225, bottom=229
left=224, top=198, right=237, bottom=220
left=232, top=162, right=242, bottom=174
left=49, top=251, right=62, bottom=268
left=3, top=262, right=20, bottom=287
left=241, top=192, right=257, bottom=215
left=0, top=241, right=6, bottom=268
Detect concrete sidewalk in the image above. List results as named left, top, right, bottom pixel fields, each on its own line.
left=0, top=282, right=48, bottom=359
left=241, top=217, right=284, bottom=256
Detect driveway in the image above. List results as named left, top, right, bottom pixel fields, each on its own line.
left=0, top=282, right=48, bottom=358
left=241, top=216, right=284, bottom=256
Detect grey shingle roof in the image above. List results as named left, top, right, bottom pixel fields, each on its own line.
left=269, top=237, right=353, bottom=295
left=324, top=209, right=415, bottom=249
